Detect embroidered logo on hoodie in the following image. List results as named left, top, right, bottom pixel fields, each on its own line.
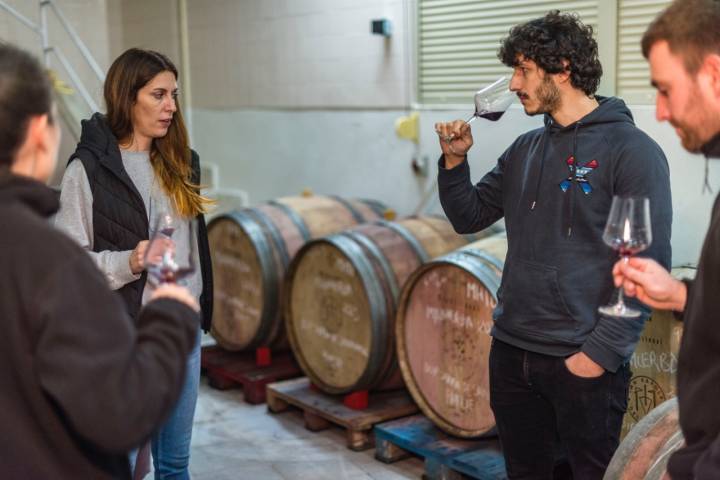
left=559, top=155, right=598, bottom=194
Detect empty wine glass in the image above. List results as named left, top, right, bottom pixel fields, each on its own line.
left=440, top=76, right=516, bottom=143
left=598, top=196, right=652, bottom=318
left=144, top=212, right=197, bottom=286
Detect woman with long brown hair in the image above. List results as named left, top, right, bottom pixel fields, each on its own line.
left=55, top=48, right=213, bottom=479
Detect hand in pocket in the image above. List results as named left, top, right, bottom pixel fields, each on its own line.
left=565, top=352, right=605, bottom=378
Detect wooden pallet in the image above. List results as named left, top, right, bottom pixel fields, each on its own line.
left=266, top=377, right=419, bottom=451
left=374, top=415, right=506, bottom=480
left=375, top=415, right=573, bottom=480
left=200, top=345, right=301, bottom=404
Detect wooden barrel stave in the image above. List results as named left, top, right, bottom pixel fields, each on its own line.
left=285, top=216, right=467, bottom=394
left=209, top=195, right=384, bottom=351
left=395, top=233, right=507, bottom=438
left=604, top=398, right=683, bottom=480
left=208, top=211, right=273, bottom=350
left=285, top=238, right=381, bottom=392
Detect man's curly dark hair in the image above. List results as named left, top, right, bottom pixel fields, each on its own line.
left=497, top=10, right=602, bottom=96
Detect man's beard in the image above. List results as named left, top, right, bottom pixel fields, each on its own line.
left=673, top=85, right=712, bottom=153
left=533, top=75, right=561, bottom=114
left=676, top=123, right=705, bottom=153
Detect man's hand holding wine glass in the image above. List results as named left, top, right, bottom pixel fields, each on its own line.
left=435, top=120, right=473, bottom=168
left=612, top=257, right=688, bottom=312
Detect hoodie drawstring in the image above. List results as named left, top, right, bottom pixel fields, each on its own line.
left=530, top=131, right=549, bottom=211
left=703, top=157, right=714, bottom=194
left=565, top=122, right=582, bottom=237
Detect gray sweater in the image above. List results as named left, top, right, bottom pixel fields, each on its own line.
left=54, top=149, right=202, bottom=303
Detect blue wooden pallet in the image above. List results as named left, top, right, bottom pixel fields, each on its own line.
left=374, top=414, right=507, bottom=480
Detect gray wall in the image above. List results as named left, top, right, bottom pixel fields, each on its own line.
left=192, top=105, right=718, bottom=267
left=1, top=0, right=714, bottom=266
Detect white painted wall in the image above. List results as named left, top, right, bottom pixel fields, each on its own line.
left=1, top=0, right=714, bottom=266
left=192, top=104, right=719, bottom=267
left=187, top=0, right=409, bottom=109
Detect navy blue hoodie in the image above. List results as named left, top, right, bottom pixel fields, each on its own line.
left=438, top=97, right=672, bottom=372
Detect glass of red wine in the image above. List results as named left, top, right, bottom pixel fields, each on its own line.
left=144, top=211, right=197, bottom=286
left=598, top=196, right=652, bottom=318
left=440, top=76, right=515, bottom=143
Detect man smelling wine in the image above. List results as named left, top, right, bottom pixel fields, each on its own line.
left=435, top=10, right=673, bottom=479
left=613, top=1, right=720, bottom=478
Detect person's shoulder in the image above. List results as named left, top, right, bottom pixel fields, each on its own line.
left=608, top=122, right=665, bottom=158
left=4, top=203, right=88, bottom=263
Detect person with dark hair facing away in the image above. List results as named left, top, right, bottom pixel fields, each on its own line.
left=613, top=1, right=720, bottom=478
left=0, top=42, right=200, bottom=479
left=435, top=11, right=673, bottom=479
left=54, top=48, right=213, bottom=479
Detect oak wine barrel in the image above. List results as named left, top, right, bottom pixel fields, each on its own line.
left=284, top=216, right=480, bottom=394
left=395, top=233, right=508, bottom=438
left=207, top=195, right=386, bottom=351
left=621, top=266, right=695, bottom=440
left=604, top=398, right=684, bottom=480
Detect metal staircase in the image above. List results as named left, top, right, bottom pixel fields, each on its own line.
left=0, top=0, right=103, bottom=141
left=0, top=0, right=249, bottom=209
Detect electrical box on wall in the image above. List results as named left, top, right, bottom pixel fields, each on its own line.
left=371, top=18, right=392, bottom=37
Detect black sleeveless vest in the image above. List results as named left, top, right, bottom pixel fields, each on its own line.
left=70, top=113, right=213, bottom=330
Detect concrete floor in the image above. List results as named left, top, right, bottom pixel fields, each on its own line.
left=141, top=334, right=425, bottom=480
left=183, top=378, right=425, bottom=479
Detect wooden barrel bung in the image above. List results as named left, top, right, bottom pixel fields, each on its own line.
left=207, top=195, right=386, bottom=351
left=284, top=216, right=474, bottom=395
left=395, top=233, right=508, bottom=438
left=604, top=398, right=683, bottom=480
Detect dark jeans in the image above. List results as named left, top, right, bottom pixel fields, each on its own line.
left=489, top=339, right=631, bottom=480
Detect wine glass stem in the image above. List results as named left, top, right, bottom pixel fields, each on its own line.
left=465, top=115, right=477, bottom=125
left=617, top=255, right=630, bottom=307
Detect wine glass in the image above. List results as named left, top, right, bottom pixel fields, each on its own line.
left=439, top=76, right=516, bottom=142
left=144, top=211, right=197, bottom=286
left=598, top=196, right=652, bottom=318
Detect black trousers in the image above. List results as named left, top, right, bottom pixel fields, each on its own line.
left=489, top=339, right=631, bottom=480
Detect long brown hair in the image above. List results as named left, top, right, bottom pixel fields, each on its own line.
left=104, top=48, right=210, bottom=217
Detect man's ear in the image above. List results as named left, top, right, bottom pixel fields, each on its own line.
left=555, top=59, right=572, bottom=84
left=703, top=53, right=720, bottom=98
left=26, top=114, right=49, bottom=146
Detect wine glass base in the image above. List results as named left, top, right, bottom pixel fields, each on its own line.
left=598, top=303, right=642, bottom=318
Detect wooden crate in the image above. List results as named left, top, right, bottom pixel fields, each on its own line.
left=200, top=345, right=301, bottom=404
left=266, top=377, right=418, bottom=451
left=374, top=414, right=506, bottom=480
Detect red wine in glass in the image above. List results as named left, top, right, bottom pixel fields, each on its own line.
left=440, top=76, right=514, bottom=142
left=598, top=196, right=652, bottom=318
left=477, top=110, right=505, bottom=122
left=147, top=264, right=195, bottom=284
left=144, top=213, right=196, bottom=286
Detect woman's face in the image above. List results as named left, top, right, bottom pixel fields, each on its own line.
left=131, top=70, right=178, bottom=145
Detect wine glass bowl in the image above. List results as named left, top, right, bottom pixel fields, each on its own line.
left=438, top=75, right=515, bottom=143
left=144, top=211, right=197, bottom=286
left=598, top=196, right=652, bottom=318
left=468, top=76, right=515, bottom=124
